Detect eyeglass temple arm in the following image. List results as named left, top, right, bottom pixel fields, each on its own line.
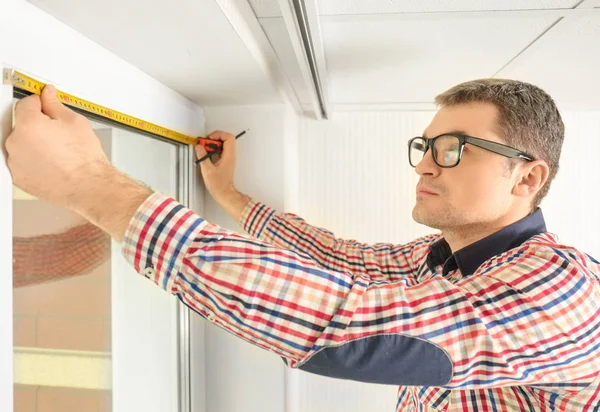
left=467, top=138, right=533, bottom=160
left=412, top=141, right=428, bottom=151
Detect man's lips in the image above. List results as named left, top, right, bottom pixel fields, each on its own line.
left=416, top=185, right=439, bottom=196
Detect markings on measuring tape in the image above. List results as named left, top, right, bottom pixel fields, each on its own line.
left=3, top=69, right=199, bottom=146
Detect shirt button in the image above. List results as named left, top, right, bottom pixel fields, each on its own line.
left=143, top=267, right=156, bottom=277
left=207, top=314, right=215, bottom=322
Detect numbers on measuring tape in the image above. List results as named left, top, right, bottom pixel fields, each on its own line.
left=5, top=69, right=198, bottom=146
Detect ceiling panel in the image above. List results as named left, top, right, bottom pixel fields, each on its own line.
left=249, top=0, right=580, bottom=18
left=581, top=0, right=600, bottom=7
left=496, top=13, right=600, bottom=110
left=27, top=0, right=281, bottom=106
left=321, top=14, right=560, bottom=104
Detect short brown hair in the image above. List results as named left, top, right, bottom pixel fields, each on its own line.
left=435, top=78, right=564, bottom=208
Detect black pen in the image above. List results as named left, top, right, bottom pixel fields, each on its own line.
left=195, top=130, right=247, bottom=165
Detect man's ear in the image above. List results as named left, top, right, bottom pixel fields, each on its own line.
left=512, top=160, right=550, bottom=198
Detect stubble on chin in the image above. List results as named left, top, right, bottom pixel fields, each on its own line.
left=412, top=203, right=453, bottom=230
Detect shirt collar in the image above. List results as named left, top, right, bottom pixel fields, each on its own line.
left=427, top=208, right=547, bottom=277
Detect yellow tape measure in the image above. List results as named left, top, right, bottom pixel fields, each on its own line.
left=3, top=69, right=199, bottom=146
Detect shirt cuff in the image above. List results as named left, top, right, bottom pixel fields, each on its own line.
left=239, top=199, right=276, bottom=238
left=121, top=191, right=207, bottom=293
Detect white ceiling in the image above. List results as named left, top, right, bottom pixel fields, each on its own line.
left=27, top=0, right=281, bottom=106
left=250, top=0, right=600, bottom=110
left=498, top=11, right=600, bottom=110
left=27, top=0, right=600, bottom=110
left=321, top=14, right=560, bottom=104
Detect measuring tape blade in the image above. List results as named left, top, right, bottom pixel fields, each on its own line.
left=3, top=69, right=199, bottom=146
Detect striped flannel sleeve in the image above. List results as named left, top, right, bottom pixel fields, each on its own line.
left=122, top=193, right=600, bottom=390
left=238, top=200, right=426, bottom=282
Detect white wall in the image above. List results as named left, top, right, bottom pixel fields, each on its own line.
left=542, top=112, right=600, bottom=257
left=201, top=104, right=298, bottom=412
left=298, top=111, right=436, bottom=244
left=203, top=104, right=296, bottom=221
left=0, top=0, right=205, bottom=410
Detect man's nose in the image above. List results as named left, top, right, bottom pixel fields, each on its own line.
left=414, top=149, right=440, bottom=177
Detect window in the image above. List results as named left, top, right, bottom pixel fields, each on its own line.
left=12, top=102, right=190, bottom=412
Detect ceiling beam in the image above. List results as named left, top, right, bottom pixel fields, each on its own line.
left=214, top=0, right=303, bottom=114
left=277, top=0, right=330, bottom=119
left=299, top=0, right=331, bottom=119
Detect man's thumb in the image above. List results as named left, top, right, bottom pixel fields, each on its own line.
left=41, top=85, right=73, bottom=120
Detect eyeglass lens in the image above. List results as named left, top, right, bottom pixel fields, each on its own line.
left=410, top=135, right=461, bottom=167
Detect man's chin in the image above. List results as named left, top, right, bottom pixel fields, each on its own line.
left=412, top=207, right=442, bottom=230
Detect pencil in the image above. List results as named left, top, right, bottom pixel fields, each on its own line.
left=195, top=130, right=247, bottom=165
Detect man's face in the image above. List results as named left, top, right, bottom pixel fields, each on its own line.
left=412, top=102, right=518, bottom=230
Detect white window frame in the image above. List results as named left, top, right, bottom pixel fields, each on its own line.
left=0, top=70, right=15, bottom=412
left=1, top=76, right=199, bottom=412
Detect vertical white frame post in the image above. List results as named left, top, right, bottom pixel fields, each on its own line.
left=0, top=67, right=15, bottom=412
left=177, top=144, right=192, bottom=412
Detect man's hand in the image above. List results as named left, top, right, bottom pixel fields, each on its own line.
left=6, top=85, right=113, bottom=208
left=195, top=131, right=251, bottom=221
left=5, top=85, right=152, bottom=242
left=195, top=131, right=238, bottom=203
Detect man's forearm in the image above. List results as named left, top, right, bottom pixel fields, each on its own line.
left=214, top=189, right=252, bottom=224
left=65, top=159, right=251, bottom=241
left=68, top=163, right=153, bottom=243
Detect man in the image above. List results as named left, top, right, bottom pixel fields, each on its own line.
left=5, top=79, right=600, bottom=411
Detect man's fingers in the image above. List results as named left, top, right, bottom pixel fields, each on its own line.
left=195, top=144, right=216, bottom=169
left=41, top=85, right=75, bottom=121
left=219, top=137, right=236, bottom=163
left=201, top=131, right=236, bottom=166
left=206, top=130, right=235, bottom=142
left=205, top=131, right=236, bottom=163
left=14, top=94, right=43, bottom=124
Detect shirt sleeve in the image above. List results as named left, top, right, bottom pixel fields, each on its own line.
left=13, top=223, right=110, bottom=287
left=122, top=193, right=600, bottom=392
left=239, top=199, right=427, bottom=282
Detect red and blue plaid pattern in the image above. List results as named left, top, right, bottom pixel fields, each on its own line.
left=122, top=192, right=600, bottom=411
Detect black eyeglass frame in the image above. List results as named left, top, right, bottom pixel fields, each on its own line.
left=408, top=133, right=534, bottom=168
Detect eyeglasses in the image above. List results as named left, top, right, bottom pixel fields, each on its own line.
left=408, top=133, right=534, bottom=168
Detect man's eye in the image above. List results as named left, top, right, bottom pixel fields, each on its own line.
left=444, top=153, right=458, bottom=162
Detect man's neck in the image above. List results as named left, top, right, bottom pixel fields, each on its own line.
left=442, top=208, right=532, bottom=253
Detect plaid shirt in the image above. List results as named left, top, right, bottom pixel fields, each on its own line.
left=121, top=192, right=600, bottom=411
